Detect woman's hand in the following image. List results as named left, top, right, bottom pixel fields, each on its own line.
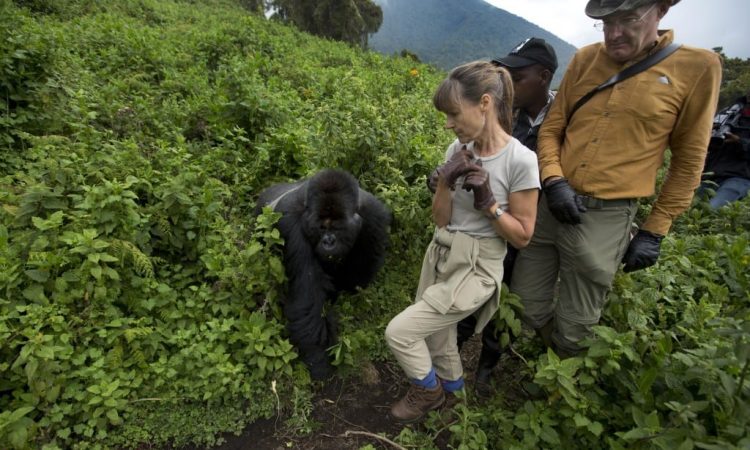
left=437, top=147, right=476, bottom=190
left=462, top=163, right=496, bottom=211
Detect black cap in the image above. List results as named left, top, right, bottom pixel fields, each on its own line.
left=492, top=38, right=558, bottom=73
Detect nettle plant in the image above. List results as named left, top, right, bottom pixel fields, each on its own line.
left=0, top=133, right=296, bottom=447
left=498, top=203, right=749, bottom=449
left=1, top=0, right=450, bottom=446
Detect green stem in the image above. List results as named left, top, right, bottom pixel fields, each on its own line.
left=735, top=358, right=749, bottom=400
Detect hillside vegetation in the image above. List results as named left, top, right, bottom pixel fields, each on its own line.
left=1, top=0, right=447, bottom=447
left=1, top=0, right=749, bottom=449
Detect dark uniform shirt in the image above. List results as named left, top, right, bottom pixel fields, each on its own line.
left=512, top=90, right=556, bottom=153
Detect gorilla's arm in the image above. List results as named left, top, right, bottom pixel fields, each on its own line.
left=334, top=189, right=392, bottom=292
left=277, top=211, right=337, bottom=379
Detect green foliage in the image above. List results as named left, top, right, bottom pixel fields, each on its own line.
left=0, top=0, right=447, bottom=447
left=0, top=4, right=60, bottom=147
left=448, top=401, right=490, bottom=450
left=395, top=426, right=440, bottom=450
left=105, top=399, right=271, bottom=448
left=713, top=48, right=750, bottom=108
left=281, top=385, right=319, bottom=436
left=270, top=0, right=383, bottom=48
left=479, top=198, right=750, bottom=449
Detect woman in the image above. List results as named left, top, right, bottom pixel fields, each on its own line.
left=385, top=61, right=540, bottom=422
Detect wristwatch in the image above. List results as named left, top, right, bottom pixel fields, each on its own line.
left=492, top=206, right=504, bottom=220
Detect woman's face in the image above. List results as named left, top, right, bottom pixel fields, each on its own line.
left=443, top=96, right=486, bottom=144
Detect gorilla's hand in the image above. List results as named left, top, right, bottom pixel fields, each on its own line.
left=438, top=147, right=476, bottom=190
left=300, top=346, right=334, bottom=380
left=462, top=163, right=496, bottom=211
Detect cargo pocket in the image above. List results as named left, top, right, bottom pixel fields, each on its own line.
left=450, top=272, right=497, bottom=313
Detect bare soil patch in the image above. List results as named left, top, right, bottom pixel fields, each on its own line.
left=206, top=335, right=533, bottom=450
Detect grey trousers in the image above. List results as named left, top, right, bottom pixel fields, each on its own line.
left=510, top=194, right=636, bottom=354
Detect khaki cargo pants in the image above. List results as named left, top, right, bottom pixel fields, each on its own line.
left=510, top=194, right=637, bottom=354
left=385, top=229, right=505, bottom=382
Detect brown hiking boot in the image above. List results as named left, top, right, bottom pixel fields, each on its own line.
left=390, top=383, right=445, bottom=423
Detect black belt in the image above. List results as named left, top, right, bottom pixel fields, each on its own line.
left=577, top=195, right=635, bottom=209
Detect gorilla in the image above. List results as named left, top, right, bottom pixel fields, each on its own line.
left=255, top=169, right=392, bottom=379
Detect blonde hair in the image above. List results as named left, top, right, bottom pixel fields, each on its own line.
left=432, top=61, right=514, bottom=134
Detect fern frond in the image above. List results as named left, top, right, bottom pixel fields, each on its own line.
left=130, top=347, right=148, bottom=368
left=108, top=344, right=124, bottom=368
left=111, top=239, right=154, bottom=278
left=124, top=326, right=154, bottom=343
left=154, top=214, right=173, bottom=239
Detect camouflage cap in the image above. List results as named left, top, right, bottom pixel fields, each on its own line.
left=585, top=0, right=680, bottom=19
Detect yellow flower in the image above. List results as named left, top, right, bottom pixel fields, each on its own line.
left=409, top=68, right=419, bottom=77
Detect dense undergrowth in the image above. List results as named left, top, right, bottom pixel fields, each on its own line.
left=1, top=0, right=748, bottom=449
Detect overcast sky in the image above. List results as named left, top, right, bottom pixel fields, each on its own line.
left=484, top=0, right=750, bottom=59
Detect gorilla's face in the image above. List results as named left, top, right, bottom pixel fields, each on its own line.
left=301, top=170, right=364, bottom=264
left=306, top=211, right=362, bottom=263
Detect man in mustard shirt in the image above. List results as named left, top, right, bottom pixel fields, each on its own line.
left=510, top=0, right=721, bottom=356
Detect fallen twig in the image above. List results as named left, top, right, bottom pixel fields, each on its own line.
left=508, top=343, right=528, bottom=365
left=339, top=430, right=407, bottom=450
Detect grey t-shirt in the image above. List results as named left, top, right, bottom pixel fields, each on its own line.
left=445, top=137, right=540, bottom=238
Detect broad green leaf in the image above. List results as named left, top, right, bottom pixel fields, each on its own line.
left=0, top=406, right=34, bottom=430
left=620, top=428, right=653, bottom=440
left=588, top=421, right=604, bottom=436
left=106, top=409, right=121, bottom=424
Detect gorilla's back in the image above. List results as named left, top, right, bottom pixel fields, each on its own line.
left=254, top=179, right=306, bottom=215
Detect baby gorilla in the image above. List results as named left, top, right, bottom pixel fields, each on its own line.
left=255, top=169, right=391, bottom=379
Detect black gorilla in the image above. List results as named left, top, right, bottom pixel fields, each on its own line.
left=255, top=169, right=391, bottom=379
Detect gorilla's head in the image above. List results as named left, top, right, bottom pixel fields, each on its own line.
left=303, top=169, right=363, bottom=263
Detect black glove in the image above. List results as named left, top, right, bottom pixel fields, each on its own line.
left=462, top=163, right=496, bottom=211
left=544, top=178, right=586, bottom=225
left=622, top=230, right=664, bottom=273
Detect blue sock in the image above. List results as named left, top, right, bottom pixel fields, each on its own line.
left=441, top=377, right=465, bottom=393
left=412, top=368, right=438, bottom=389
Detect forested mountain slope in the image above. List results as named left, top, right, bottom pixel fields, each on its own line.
left=369, top=0, right=578, bottom=87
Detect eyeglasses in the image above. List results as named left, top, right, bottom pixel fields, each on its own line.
left=593, top=4, right=655, bottom=31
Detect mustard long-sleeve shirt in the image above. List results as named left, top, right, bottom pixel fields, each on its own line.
left=538, top=30, right=721, bottom=235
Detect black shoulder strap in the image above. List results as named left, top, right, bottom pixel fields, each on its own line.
left=568, top=42, right=682, bottom=120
